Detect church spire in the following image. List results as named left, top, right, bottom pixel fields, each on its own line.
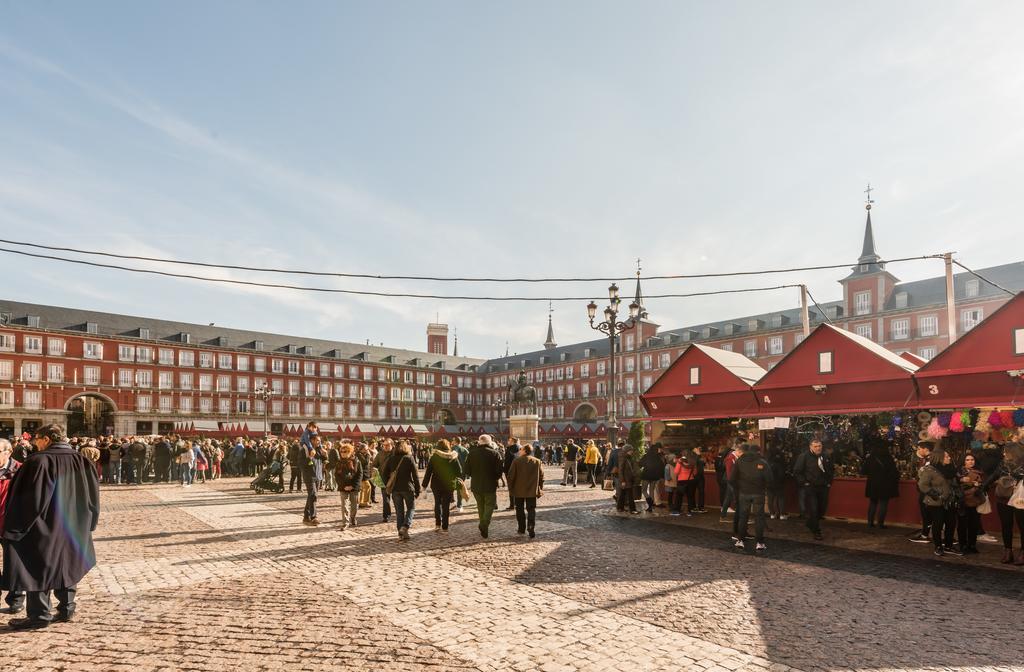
left=852, top=183, right=884, bottom=274
left=453, top=327, right=458, bottom=357
left=633, top=258, right=648, bottom=319
left=543, top=302, right=557, bottom=350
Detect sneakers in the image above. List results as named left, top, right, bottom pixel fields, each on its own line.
left=435, top=524, right=442, bottom=531
left=978, top=533, right=1000, bottom=544
left=7, top=618, right=49, bottom=630
left=943, top=546, right=964, bottom=557
left=755, top=543, right=767, bottom=552
left=399, top=526, right=410, bottom=541
left=779, top=514, right=788, bottom=520
left=528, top=529, right=536, bottom=539
left=813, top=532, right=823, bottom=541
left=934, top=547, right=944, bottom=557
left=734, top=539, right=745, bottom=549
left=908, top=532, right=931, bottom=543
left=669, top=512, right=681, bottom=517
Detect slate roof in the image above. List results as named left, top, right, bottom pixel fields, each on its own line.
left=0, top=299, right=484, bottom=369
left=882, top=261, right=1024, bottom=310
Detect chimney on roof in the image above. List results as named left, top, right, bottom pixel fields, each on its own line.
left=427, top=321, right=449, bottom=355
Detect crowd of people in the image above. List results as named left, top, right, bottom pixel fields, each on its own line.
left=3, top=420, right=1024, bottom=629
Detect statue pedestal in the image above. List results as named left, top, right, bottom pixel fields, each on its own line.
left=507, top=414, right=539, bottom=444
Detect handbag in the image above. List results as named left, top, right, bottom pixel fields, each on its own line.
left=385, top=468, right=398, bottom=496
left=977, top=496, right=992, bottom=515
left=456, top=478, right=470, bottom=501
left=371, top=468, right=384, bottom=489
left=995, top=475, right=1017, bottom=499
left=1008, top=480, right=1024, bottom=510
left=602, top=478, right=614, bottom=491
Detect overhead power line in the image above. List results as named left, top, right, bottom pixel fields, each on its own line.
left=950, top=259, right=1017, bottom=296
left=0, top=238, right=945, bottom=283
left=0, top=246, right=804, bottom=302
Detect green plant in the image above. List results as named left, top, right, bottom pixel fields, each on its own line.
left=626, top=421, right=646, bottom=456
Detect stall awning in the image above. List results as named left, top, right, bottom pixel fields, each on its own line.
left=192, top=419, right=221, bottom=431
left=915, top=292, right=1024, bottom=407
left=641, top=344, right=765, bottom=420
left=751, top=324, right=920, bottom=416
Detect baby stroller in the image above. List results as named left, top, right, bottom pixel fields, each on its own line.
left=250, top=460, right=285, bottom=494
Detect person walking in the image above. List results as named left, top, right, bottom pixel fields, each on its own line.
left=508, top=445, right=544, bottom=538
left=731, top=443, right=771, bottom=552
left=451, top=437, right=470, bottom=512
left=422, top=439, right=462, bottom=532
left=465, top=435, right=504, bottom=538
left=373, top=439, right=395, bottom=523
left=299, top=430, right=324, bottom=526
left=861, top=440, right=900, bottom=529
left=618, top=446, right=639, bottom=514
left=381, top=441, right=420, bottom=541
left=3, top=424, right=100, bottom=629
left=562, top=440, right=580, bottom=487
left=640, top=444, right=664, bottom=513
left=583, top=440, right=600, bottom=488
left=503, top=437, right=521, bottom=510
left=334, top=443, right=362, bottom=530
left=792, top=439, right=834, bottom=540
left=0, top=438, right=25, bottom=616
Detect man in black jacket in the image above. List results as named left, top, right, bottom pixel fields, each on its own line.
left=792, top=439, right=834, bottom=540
left=3, top=424, right=99, bottom=629
left=153, top=436, right=173, bottom=483
left=640, top=444, right=665, bottom=513
left=466, top=435, right=504, bottom=538
left=503, top=437, right=521, bottom=511
left=287, top=442, right=303, bottom=492
left=731, top=443, right=771, bottom=552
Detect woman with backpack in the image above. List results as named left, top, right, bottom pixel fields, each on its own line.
left=422, top=439, right=463, bottom=532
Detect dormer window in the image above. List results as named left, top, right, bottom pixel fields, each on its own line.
left=894, top=292, right=908, bottom=309
left=965, top=278, right=980, bottom=298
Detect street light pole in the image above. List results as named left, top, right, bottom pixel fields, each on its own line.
left=255, top=383, right=273, bottom=438
left=586, top=282, right=642, bottom=446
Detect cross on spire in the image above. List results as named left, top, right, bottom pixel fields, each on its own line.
left=864, top=182, right=874, bottom=210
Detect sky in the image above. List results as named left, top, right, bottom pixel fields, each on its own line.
left=2, top=2, right=1023, bottom=359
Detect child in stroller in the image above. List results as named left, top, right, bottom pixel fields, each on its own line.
left=251, top=459, right=285, bottom=494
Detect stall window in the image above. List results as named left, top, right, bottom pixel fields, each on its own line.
left=818, top=351, right=834, bottom=374
left=689, top=366, right=700, bottom=385
left=1014, top=327, right=1024, bottom=356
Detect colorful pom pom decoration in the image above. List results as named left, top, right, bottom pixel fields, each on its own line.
left=961, top=411, right=972, bottom=429
left=949, top=412, right=964, bottom=432
left=937, top=413, right=951, bottom=428
left=927, top=417, right=948, bottom=440
left=1014, top=408, right=1024, bottom=427
left=989, top=411, right=1004, bottom=429
left=1000, top=410, right=1015, bottom=428
left=975, top=417, right=991, bottom=434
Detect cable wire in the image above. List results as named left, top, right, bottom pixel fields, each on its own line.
left=803, top=285, right=835, bottom=325
left=950, top=259, right=1017, bottom=296
left=0, top=238, right=945, bottom=283
left=0, top=246, right=804, bottom=302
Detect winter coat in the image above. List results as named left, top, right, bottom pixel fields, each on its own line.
left=508, top=454, right=544, bottom=499
left=335, top=456, right=363, bottom=492
left=731, top=452, right=771, bottom=497
left=918, top=463, right=953, bottom=507
left=2, top=443, right=100, bottom=592
left=619, top=453, right=638, bottom=488
left=792, top=450, right=834, bottom=488
left=640, top=450, right=665, bottom=481
left=959, top=467, right=985, bottom=508
left=584, top=445, right=600, bottom=465
left=861, top=451, right=900, bottom=500
left=422, top=449, right=463, bottom=496
left=465, top=444, right=504, bottom=494
left=382, top=452, right=420, bottom=496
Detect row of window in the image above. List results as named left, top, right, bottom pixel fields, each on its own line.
left=0, top=334, right=479, bottom=387
left=852, top=309, right=983, bottom=343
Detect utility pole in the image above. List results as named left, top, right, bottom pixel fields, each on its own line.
left=800, top=285, right=811, bottom=337
left=944, top=253, right=957, bottom=346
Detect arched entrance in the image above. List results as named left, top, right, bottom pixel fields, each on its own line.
left=66, top=393, right=117, bottom=437
left=438, top=408, right=457, bottom=425
left=573, top=403, right=598, bottom=423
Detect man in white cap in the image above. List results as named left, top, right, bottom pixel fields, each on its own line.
left=465, top=435, right=504, bottom=538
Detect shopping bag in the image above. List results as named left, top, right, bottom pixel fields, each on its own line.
left=602, top=478, right=614, bottom=491
left=976, top=496, right=991, bottom=515
left=1008, top=480, right=1024, bottom=509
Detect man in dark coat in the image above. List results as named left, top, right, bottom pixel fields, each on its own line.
left=3, top=424, right=100, bottom=629
left=503, top=437, right=521, bottom=511
left=465, top=435, right=504, bottom=538
left=153, top=436, right=173, bottom=483
left=792, top=439, right=834, bottom=540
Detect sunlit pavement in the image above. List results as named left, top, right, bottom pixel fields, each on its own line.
left=4, top=466, right=1023, bottom=672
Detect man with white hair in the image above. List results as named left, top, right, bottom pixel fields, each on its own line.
left=465, top=435, right=503, bottom=538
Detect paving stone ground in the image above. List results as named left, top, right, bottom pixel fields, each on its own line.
left=3, top=466, right=1023, bottom=672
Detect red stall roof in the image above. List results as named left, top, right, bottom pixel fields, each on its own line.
left=641, top=344, right=765, bottom=420
left=752, top=324, right=919, bottom=416
left=899, top=352, right=929, bottom=367
left=915, top=292, right=1024, bottom=407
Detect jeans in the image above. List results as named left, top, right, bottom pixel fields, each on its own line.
left=339, top=489, right=359, bottom=526
left=290, top=466, right=303, bottom=491
left=867, top=497, right=890, bottom=526
left=26, top=586, right=76, bottom=622
left=805, top=485, right=829, bottom=535
left=153, top=459, right=171, bottom=483
left=106, top=461, right=121, bottom=484
left=720, top=483, right=736, bottom=516
left=695, top=476, right=705, bottom=510
left=918, top=492, right=932, bottom=536
left=997, top=502, right=1024, bottom=549
left=179, top=463, right=193, bottom=485
left=641, top=480, right=659, bottom=503
left=302, top=468, right=317, bottom=520
left=767, top=487, right=784, bottom=518
left=515, top=496, right=537, bottom=533
left=564, top=461, right=578, bottom=486
left=474, top=490, right=497, bottom=533
left=324, top=469, right=336, bottom=491
left=433, top=491, right=454, bottom=529
left=928, top=505, right=956, bottom=549
left=392, top=492, right=416, bottom=532
left=382, top=492, right=393, bottom=521
left=585, top=463, right=597, bottom=486
left=958, top=506, right=980, bottom=550
left=736, top=494, right=767, bottom=543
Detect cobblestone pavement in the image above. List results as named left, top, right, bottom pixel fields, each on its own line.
left=3, top=467, right=1024, bottom=672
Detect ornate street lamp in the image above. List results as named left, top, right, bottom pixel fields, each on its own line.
left=255, top=383, right=273, bottom=438
left=490, top=393, right=506, bottom=438
left=586, top=283, right=642, bottom=445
